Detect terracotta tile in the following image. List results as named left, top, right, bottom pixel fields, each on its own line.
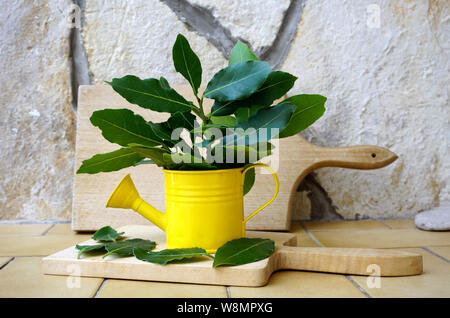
left=97, top=279, right=228, bottom=298
left=290, top=222, right=320, bottom=247
left=0, top=257, right=103, bottom=297
left=350, top=248, right=450, bottom=298
left=311, top=229, right=450, bottom=248
left=426, top=246, right=450, bottom=261
left=229, top=271, right=366, bottom=298
left=381, top=220, right=415, bottom=229
left=0, top=234, right=92, bottom=256
left=0, top=257, right=12, bottom=268
left=0, top=224, right=53, bottom=236
left=301, top=220, right=389, bottom=231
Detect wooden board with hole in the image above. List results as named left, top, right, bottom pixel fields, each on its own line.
left=72, top=85, right=397, bottom=231
left=43, top=225, right=422, bottom=287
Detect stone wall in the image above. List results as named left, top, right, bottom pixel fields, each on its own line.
left=0, top=0, right=448, bottom=221
left=0, top=0, right=75, bottom=221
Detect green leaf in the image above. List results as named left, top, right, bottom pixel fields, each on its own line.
left=191, top=116, right=236, bottom=140
left=172, top=34, right=202, bottom=94
left=234, top=105, right=265, bottom=124
left=76, top=148, right=144, bottom=174
left=191, top=124, right=229, bottom=150
left=203, top=61, right=271, bottom=102
left=228, top=40, right=259, bottom=65
left=168, top=111, right=197, bottom=131
left=163, top=153, right=216, bottom=170
left=210, top=115, right=237, bottom=127
left=212, top=238, right=275, bottom=268
left=168, top=112, right=198, bottom=155
left=243, top=167, right=255, bottom=196
left=221, top=103, right=296, bottom=146
left=147, top=121, right=172, bottom=144
left=75, top=244, right=106, bottom=259
left=103, top=238, right=156, bottom=258
left=278, top=94, right=327, bottom=138
left=237, top=103, right=295, bottom=130
left=134, top=159, right=155, bottom=166
left=210, top=99, right=247, bottom=116
left=107, top=75, right=194, bottom=113
left=134, top=247, right=211, bottom=265
left=246, top=71, right=297, bottom=106
left=159, top=76, right=171, bottom=89
left=211, top=142, right=273, bottom=165
left=194, top=139, right=215, bottom=148
left=147, top=112, right=196, bottom=148
left=128, top=145, right=170, bottom=167
left=92, top=226, right=125, bottom=242
left=191, top=123, right=229, bottom=135
left=90, top=109, right=164, bottom=148
left=209, top=71, right=296, bottom=116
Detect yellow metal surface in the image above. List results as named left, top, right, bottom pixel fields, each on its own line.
left=106, top=163, right=279, bottom=252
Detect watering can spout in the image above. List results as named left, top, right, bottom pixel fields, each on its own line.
left=106, top=174, right=167, bottom=232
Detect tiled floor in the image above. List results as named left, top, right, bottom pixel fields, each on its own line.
left=0, top=220, right=449, bottom=298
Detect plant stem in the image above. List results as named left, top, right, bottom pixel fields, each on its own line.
left=194, top=95, right=209, bottom=124
left=102, top=247, right=126, bottom=259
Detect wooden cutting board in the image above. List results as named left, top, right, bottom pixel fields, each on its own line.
left=42, top=225, right=422, bottom=287
left=72, top=85, right=398, bottom=231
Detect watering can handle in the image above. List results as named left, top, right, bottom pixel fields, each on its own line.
left=242, top=163, right=279, bottom=224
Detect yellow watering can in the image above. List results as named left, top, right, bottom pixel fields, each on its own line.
left=106, top=163, right=279, bottom=253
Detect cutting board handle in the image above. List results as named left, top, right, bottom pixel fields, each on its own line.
left=294, top=135, right=398, bottom=171
left=276, top=246, right=422, bottom=276
left=311, top=144, right=398, bottom=170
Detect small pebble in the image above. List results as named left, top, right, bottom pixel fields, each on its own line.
left=415, top=204, right=450, bottom=231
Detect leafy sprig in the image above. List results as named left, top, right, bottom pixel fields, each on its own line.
left=76, top=226, right=275, bottom=267
left=76, top=34, right=327, bottom=194
left=75, top=226, right=155, bottom=259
